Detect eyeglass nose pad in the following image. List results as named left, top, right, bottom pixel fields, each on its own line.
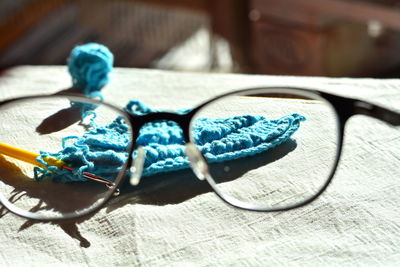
left=129, top=146, right=146, bottom=186
left=186, top=143, right=209, bottom=181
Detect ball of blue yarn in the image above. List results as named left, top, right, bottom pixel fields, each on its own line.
left=67, top=43, right=114, bottom=97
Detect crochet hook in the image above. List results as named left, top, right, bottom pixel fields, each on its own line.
left=0, top=142, right=114, bottom=187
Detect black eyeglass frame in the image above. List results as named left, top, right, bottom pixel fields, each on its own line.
left=0, top=86, right=399, bottom=222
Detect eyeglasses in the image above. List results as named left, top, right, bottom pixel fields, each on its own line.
left=0, top=87, right=398, bottom=221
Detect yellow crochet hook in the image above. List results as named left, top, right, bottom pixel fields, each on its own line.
left=0, top=142, right=114, bottom=187
left=0, top=142, right=64, bottom=168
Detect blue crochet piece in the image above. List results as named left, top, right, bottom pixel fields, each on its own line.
left=36, top=100, right=306, bottom=183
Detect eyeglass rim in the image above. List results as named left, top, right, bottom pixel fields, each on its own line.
left=188, top=87, right=345, bottom=212
left=0, top=94, right=135, bottom=222
left=1, top=85, right=398, bottom=221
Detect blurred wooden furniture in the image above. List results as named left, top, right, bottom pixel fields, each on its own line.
left=0, top=0, right=67, bottom=53
left=146, top=0, right=400, bottom=77
left=3, top=0, right=400, bottom=77
left=247, top=0, right=400, bottom=77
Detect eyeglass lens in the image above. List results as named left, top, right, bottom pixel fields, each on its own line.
left=189, top=89, right=340, bottom=210
left=0, top=96, right=132, bottom=219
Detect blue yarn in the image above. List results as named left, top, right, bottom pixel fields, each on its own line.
left=67, top=43, right=113, bottom=99
left=35, top=100, right=306, bottom=183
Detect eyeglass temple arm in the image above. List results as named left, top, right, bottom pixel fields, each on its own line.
left=353, top=100, right=400, bottom=126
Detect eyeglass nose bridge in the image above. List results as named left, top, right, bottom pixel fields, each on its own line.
left=122, top=111, right=196, bottom=186
left=127, top=111, right=194, bottom=143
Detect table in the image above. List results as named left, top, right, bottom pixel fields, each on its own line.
left=0, top=66, right=400, bottom=266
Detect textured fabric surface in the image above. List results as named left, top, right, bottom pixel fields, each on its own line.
left=1, top=66, right=400, bottom=266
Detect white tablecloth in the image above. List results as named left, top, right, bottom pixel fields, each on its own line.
left=0, top=66, right=400, bottom=266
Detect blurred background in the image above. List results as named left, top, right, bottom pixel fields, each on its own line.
left=1, top=0, right=400, bottom=77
